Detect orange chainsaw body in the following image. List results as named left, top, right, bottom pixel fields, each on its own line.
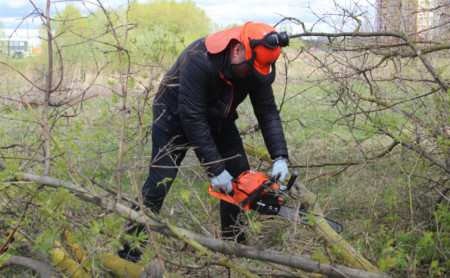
left=208, top=170, right=281, bottom=210
left=209, top=170, right=344, bottom=234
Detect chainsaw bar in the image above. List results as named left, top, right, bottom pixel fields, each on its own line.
left=278, top=206, right=344, bottom=234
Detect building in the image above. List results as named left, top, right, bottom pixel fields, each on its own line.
left=375, top=0, right=435, bottom=40
left=1, top=28, right=41, bottom=57
left=0, top=39, right=28, bottom=57
left=433, top=0, right=450, bottom=38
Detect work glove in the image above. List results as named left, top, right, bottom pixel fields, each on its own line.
left=210, top=170, right=233, bottom=193
left=271, top=157, right=288, bottom=182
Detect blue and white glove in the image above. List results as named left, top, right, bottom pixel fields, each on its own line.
left=210, top=170, right=233, bottom=193
left=271, top=157, right=288, bottom=182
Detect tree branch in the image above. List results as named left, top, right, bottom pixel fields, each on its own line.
left=1, top=162, right=390, bottom=278
left=290, top=31, right=449, bottom=92
left=0, top=255, right=60, bottom=277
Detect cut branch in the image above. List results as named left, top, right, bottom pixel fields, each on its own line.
left=0, top=255, right=60, bottom=278
left=0, top=160, right=390, bottom=278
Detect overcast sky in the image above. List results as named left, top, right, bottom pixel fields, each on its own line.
left=0, top=0, right=375, bottom=32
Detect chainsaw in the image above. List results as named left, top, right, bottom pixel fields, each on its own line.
left=209, top=170, right=343, bottom=234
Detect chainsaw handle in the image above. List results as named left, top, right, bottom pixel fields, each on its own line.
left=208, top=180, right=238, bottom=203
left=269, top=173, right=281, bottom=183
left=284, top=171, right=298, bottom=192
left=229, top=178, right=239, bottom=196
left=215, top=178, right=238, bottom=197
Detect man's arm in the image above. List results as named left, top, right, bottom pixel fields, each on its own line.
left=177, top=52, right=225, bottom=176
left=249, top=85, right=288, bottom=160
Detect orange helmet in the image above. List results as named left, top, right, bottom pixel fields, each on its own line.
left=205, top=22, right=289, bottom=82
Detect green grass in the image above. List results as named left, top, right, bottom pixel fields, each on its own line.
left=0, top=49, right=449, bottom=277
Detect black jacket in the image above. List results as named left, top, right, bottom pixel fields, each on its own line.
left=154, top=38, right=288, bottom=176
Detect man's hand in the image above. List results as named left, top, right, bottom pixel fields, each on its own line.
left=271, top=157, right=288, bottom=182
left=211, top=170, right=233, bottom=193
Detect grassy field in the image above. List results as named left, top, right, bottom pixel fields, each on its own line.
left=0, top=47, right=448, bottom=277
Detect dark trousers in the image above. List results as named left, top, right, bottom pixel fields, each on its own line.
left=141, top=115, right=250, bottom=243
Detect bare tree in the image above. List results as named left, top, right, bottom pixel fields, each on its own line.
left=1, top=0, right=448, bottom=277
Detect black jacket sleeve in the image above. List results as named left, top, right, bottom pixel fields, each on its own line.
left=177, top=51, right=225, bottom=176
left=249, top=84, right=288, bottom=160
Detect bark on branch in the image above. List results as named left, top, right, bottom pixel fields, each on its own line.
left=0, top=160, right=390, bottom=278
left=244, top=145, right=382, bottom=273
left=0, top=255, right=61, bottom=277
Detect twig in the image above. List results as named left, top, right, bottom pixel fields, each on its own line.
left=0, top=184, right=43, bottom=253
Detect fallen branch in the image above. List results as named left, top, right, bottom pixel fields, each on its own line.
left=0, top=255, right=61, bottom=278
left=293, top=182, right=379, bottom=272
left=243, top=145, right=382, bottom=273
left=99, top=253, right=143, bottom=278
left=0, top=160, right=390, bottom=278
left=50, top=241, right=90, bottom=278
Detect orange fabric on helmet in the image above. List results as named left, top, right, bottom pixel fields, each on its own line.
left=205, top=25, right=244, bottom=54
left=205, top=22, right=282, bottom=75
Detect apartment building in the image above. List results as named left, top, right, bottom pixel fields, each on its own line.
left=375, top=0, right=435, bottom=40
left=433, top=0, right=450, bottom=38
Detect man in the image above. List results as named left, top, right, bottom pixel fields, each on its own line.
left=120, top=21, right=289, bottom=260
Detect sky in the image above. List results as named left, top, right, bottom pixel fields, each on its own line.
left=0, top=0, right=376, bottom=43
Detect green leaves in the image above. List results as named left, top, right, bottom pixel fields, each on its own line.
left=248, top=218, right=262, bottom=235
left=34, top=229, right=58, bottom=253
left=179, top=189, right=192, bottom=205
left=377, top=255, right=397, bottom=272
left=128, top=0, right=211, bottom=40
left=429, top=260, right=446, bottom=276
left=90, top=220, right=101, bottom=234
left=0, top=253, right=11, bottom=266
left=103, top=215, right=123, bottom=235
